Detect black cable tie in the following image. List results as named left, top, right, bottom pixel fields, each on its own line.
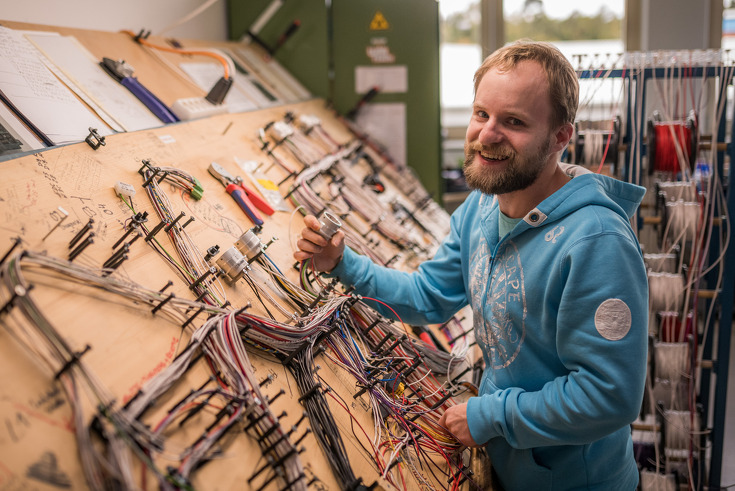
left=112, top=227, right=136, bottom=250
left=159, top=280, right=174, bottom=294
left=194, top=288, right=209, bottom=303
left=68, top=234, right=94, bottom=261
left=0, top=284, right=34, bottom=316
left=258, top=374, right=274, bottom=388
left=345, top=477, right=365, bottom=491
left=103, top=244, right=129, bottom=269
left=157, top=171, right=169, bottom=185
left=373, top=333, right=394, bottom=353
left=177, top=390, right=217, bottom=428
left=144, top=221, right=167, bottom=242
left=190, top=267, right=217, bottom=291
left=258, top=416, right=285, bottom=442
left=266, top=388, right=285, bottom=405
left=292, top=428, right=311, bottom=447
left=243, top=410, right=270, bottom=433
left=137, top=159, right=153, bottom=176
left=141, top=168, right=161, bottom=188
left=103, top=254, right=128, bottom=275
left=402, top=356, right=423, bottom=379
left=221, top=300, right=231, bottom=310
left=182, top=305, right=206, bottom=329
left=297, top=383, right=323, bottom=403
left=54, top=344, right=91, bottom=379
left=152, top=293, right=175, bottom=315
left=451, top=327, right=475, bottom=343
left=164, top=211, right=186, bottom=233
left=68, top=219, right=94, bottom=249
left=0, top=237, right=22, bottom=267
left=182, top=216, right=196, bottom=229
left=282, top=180, right=302, bottom=198
left=364, top=317, right=382, bottom=334
left=429, top=391, right=455, bottom=411
left=450, top=366, right=472, bottom=385
left=385, top=254, right=400, bottom=267
left=250, top=447, right=299, bottom=485
left=261, top=430, right=291, bottom=456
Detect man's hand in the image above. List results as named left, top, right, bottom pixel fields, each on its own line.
left=438, top=402, right=480, bottom=447
left=293, top=215, right=346, bottom=272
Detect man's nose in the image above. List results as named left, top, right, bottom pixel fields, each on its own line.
left=478, top=117, right=503, bottom=144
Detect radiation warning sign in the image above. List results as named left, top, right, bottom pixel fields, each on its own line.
left=370, top=11, right=390, bottom=30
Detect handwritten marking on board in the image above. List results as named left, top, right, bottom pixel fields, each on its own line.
left=179, top=192, right=244, bottom=239
left=26, top=451, right=71, bottom=489
left=122, top=336, right=179, bottom=404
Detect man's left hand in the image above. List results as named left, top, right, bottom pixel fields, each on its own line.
left=438, top=402, right=481, bottom=447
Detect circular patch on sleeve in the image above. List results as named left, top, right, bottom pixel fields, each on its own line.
left=594, top=298, right=632, bottom=341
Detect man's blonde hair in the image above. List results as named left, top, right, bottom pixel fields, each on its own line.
left=474, top=40, right=579, bottom=128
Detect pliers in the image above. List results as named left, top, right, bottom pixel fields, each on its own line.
left=208, top=161, right=275, bottom=226
left=99, top=57, right=179, bottom=124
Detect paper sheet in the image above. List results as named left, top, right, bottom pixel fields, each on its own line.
left=0, top=102, right=45, bottom=158
left=179, top=62, right=262, bottom=113
left=0, top=26, right=111, bottom=146
left=25, top=33, right=163, bottom=133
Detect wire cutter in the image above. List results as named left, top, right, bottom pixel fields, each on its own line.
left=99, top=57, right=179, bottom=124
left=208, top=161, right=275, bottom=226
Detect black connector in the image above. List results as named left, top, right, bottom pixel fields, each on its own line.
left=206, top=76, right=233, bottom=105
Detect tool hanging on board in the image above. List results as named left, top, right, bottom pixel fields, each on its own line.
left=209, top=161, right=275, bottom=227
left=99, top=57, right=179, bottom=124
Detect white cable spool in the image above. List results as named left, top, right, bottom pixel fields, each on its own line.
left=658, top=180, right=697, bottom=202
left=648, top=272, right=685, bottom=313
left=654, top=341, right=689, bottom=382
left=665, top=200, right=699, bottom=243
left=640, top=471, right=676, bottom=491
left=663, top=409, right=698, bottom=451
left=644, top=253, right=678, bottom=273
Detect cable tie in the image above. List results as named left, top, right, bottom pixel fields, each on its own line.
left=164, top=211, right=186, bottom=232
left=144, top=220, right=167, bottom=242
left=54, top=344, right=91, bottom=379
left=68, top=234, right=94, bottom=261
left=297, top=383, right=323, bottom=403
left=0, top=237, right=22, bottom=267
left=151, top=293, right=175, bottom=315
left=68, top=219, right=94, bottom=249
left=182, top=305, right=206, bottom=329
left=141, top=167, right=161, bottom=188
left=0, top=284, right=34, bottom=316
left=190, top=267, right=217, bottom=291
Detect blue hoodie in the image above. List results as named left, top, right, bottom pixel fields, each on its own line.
left=330, top=166, right=649, bottom=490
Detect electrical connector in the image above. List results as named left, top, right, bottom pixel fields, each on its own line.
left=269, top=121, right=294, bottom=140
left=298, top=114, right=320, bottom=132
left=190, top=178, right=204, bottom=200
left=114, top=181, right=136, bottom=199
left=171, top=97, right=229, bottom=121
left=205, top=77, right=233, bottom=105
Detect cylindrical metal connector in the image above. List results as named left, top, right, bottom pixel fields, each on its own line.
left=317, top=211, right=341, bottom=240
left=216, top=247, right=249, bottom=282
left=235, top=230, right=263, bottom=260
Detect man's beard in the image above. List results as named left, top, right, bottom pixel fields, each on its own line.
left=463, top=139, right=552, bottom=196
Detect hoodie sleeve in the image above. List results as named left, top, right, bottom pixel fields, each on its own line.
left=466, top=227, right=649, bottom=447
left=328, top=197, right=473, bottom=325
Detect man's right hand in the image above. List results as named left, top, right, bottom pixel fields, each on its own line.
left=293, top=215, right=346, bottom=272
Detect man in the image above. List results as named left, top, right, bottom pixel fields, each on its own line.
left=295, top=41, right=648, bottom=490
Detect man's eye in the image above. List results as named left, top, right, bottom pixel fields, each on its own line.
left=476, top=110, right=489, bottom=118
left=508, top=118, right=524, bottom=126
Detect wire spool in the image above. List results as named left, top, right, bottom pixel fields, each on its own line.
left=656, top=181, right=698, bottom=203
left=663, top=409, right=697, bottom=452
left=648, top=272, right=685, bottom=313
left=657, top=311, right=692, bottom=343
left=647, top=112, right=698, bottom=175
left=573, top=116, right=620, bottom=167
left=664, top=200, right=700, bottom=243
left=640, top=471, right=677, bottom=491
left=644, top=253, right=678, bottom=273
left=654, top=341, right=689, bottom=381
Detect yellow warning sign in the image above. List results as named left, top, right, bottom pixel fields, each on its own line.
left=370, top=11, right=389, bottom=30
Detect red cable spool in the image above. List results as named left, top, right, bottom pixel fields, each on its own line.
left=647, top=114, right=698, bottom=175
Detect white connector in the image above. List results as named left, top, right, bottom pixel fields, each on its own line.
left=269, top=121, right=294, bottom=140
left=114, top=181, right=136, bottom=199
left=171, top=97, right=229, bottom=121
left=298, top=114, right=321, bottom=132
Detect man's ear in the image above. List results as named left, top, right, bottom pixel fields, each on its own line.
left=552, top=122, right=574, bottom=153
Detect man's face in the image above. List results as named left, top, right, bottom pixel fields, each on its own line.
left=463, top=60, right=558, bottom=196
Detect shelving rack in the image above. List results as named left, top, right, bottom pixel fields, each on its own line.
left=578, top=59, right=734, bottom=490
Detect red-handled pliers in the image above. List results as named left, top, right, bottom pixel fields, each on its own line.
left=208, top=162, right=274, bottom=226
